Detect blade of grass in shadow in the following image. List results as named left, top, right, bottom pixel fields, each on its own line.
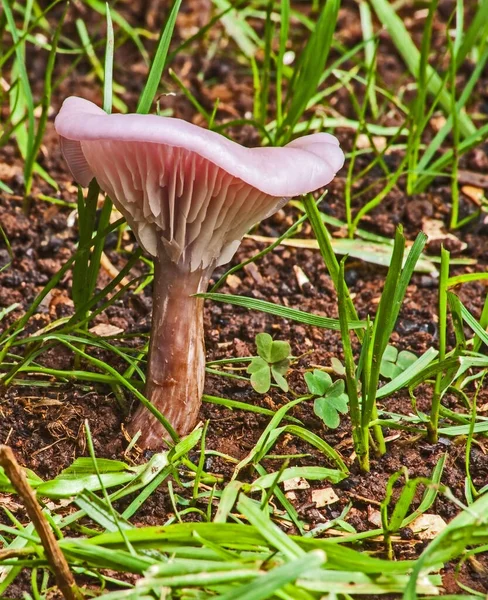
left=23, top=4, right=66, bottom=202
left=137, top=0, right=182, bottom=114
left=428, top=246, right=449, bottom=443
left=455, top=0, right=488, bottom=66
left=415, top=122, right=488, bottom=192
left=302, top=195, right=361, bottom=339
left=275, top=0, right=289, bottom=129
left=103, top=3, right=114, bottom=114
left=361, top=230, right=427, bottom=470
left=413, top=46, right=488, bottom=191
left=338, top=257, right=366, bottom=465
left=278, top=0, right=340, bottom=144
left=84, top=0, right=148, bottom=62
left=1, top=0, right=34, bottom=165
left=406, top=0, right=438, bottom=194
left=359, top=1, right=378, bottom=118
left=369, top=0, right=475, bottom=138
left=75, top=18, right=126, bottom=113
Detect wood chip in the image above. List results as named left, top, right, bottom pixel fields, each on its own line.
left=243, top=262, right=263, bottom=285
left=414, top=8, right=429, bottom=19
left=285, top=491, right=297, bottom=501
left=293, top=265, right=313, bottom=291
left=225, top=274, right=241, bottom=290
left=0, top=162, right=21, bottom=181
left=283, top=477, right=310, bottom=491
left=430, top=115, right=447, bottom=132
left=311, top=487, right=339, bottom=508
left=355, top=134, right=387, bottom=151
left=461, top=185, right=484, bottom=206
left=458, top=169, right=488, bottom=189
left=410, top=514, right=447, bottom=539
left=89, top=323, right=124, bottom=337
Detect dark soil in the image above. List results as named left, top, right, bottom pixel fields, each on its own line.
left=1, top=1, right=488, bottom=597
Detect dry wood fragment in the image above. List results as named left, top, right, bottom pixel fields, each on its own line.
left=293, top=265, right=313, bottom=292
left=0, top=445, right=83, bottom=600
left=458, top=170, right=488, bottom=189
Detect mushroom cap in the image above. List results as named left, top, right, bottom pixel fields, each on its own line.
left=56, top=97, right=344, bottom=270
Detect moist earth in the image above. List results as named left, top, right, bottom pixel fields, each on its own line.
left=1, top=0, right=488, bottom=596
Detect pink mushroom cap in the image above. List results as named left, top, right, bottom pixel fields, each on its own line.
left=55, top=97, right=344, bottom=271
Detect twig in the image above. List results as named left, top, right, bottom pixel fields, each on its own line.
left=0, top=445, right=83, bottom=600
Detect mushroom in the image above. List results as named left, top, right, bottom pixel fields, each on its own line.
left=55, top=96, right=344, bottom=449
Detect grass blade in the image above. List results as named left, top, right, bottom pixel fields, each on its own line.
left=200, top=292, right=366, bottom=331
left=137, top=0, right=182, bottom=114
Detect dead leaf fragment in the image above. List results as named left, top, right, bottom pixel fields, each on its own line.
left=422, top=218, right=467, bottom=250
left=89, top=323, right=124, bottom=337
left=0, top=495, right=23, bottom=512
left=367, top=508, right=382, bottom=528
left=410, top=514, right=447, bottom=540
left=283, top=477, right=310, bottom=491
left=311, top=487, right=339, bottom=508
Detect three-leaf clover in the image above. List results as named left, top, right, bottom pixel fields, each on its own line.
left=305, top=369, right=349, bottom=429
left=380, top=345, right=417, bottom=380
left=247, top=333, right=291, bottom=393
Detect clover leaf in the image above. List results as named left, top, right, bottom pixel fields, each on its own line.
left=247, top=333, right=291, bottom=393
left=380, top=345, right=417, bottom=380
left=305, top=369, right=349, bottom=429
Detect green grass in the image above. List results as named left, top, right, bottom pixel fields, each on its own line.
left=1, top=0, right=487, bottom=598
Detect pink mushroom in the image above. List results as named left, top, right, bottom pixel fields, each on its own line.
left=55, top=96, right=344, bottom=449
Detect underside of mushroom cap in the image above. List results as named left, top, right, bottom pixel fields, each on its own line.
left=56, top=97, right=344, bottom=270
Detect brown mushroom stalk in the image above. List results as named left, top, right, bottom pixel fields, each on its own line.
left=130, top=257, right=208, bottom=447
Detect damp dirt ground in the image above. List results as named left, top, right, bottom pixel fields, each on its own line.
left=1, top=1, right=488, bottom=597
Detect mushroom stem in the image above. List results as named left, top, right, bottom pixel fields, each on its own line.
left=129, top=257, right=208, bottom=449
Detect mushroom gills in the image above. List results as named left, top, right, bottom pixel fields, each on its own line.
left=80, top=140, right=285, bottom=271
